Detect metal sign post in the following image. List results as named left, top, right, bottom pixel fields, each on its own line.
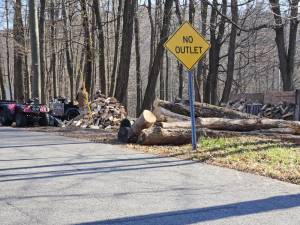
left=188, top=71, right=197, bottom=150
left=164, top=21, right=210, bottom=150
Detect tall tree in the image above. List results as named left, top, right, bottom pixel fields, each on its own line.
left=195, top=0, right=208, bottom=102
left=204, top=0, right=227, bottom=104
left=93, top=0, right=106, bottom=95
left=39, top=0, right=46, bottom=103
left=269, top=0, right=299, bottom=91
left=114, top=0, right=136, bottom=106
left=0, top=61, right=6, bottom=99
left=221, top=0, right=238, bottom=103
left=50, top=0, right=57, bottom=98
left=80, top=0, right=93, bottom=94
left=109, top=0, right=122, bottom=96
left=134, top=3, right=142, bottom=116
left=28, top=0, right=41, bottom=99
left=5, top=0, right=12, bottom=99
left=13, top=0, right=25, bottom=102
left=142, top=0, right=174, bottom=111
left=62, top=0, right=74, bottom=101
left=174, top=0, right=184, bottom=99
left=146, top=0, right=156, bottom=75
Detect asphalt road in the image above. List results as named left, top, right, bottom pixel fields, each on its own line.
left=0, top=127, right=300, bottom=225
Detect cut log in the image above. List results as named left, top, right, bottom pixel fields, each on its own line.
left=158, top=118, right=300, bottom=134
left=153, top=106, right=190, bottom=122
left=131, top=110, right=156, bottom=134
left=118, top=110, right=156, bottom=143
left=137, top=126, right=200, bottom=145
left=154, top=99, right=257, bottom=119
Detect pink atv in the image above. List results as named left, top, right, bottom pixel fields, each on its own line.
left=0, top=100, right=49, bottom=127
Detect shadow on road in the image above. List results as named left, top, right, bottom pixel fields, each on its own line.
left=0, top=156, right=195, bottom=182
left=75, top=194, right=300, bottom=225
left=0, top=141, right=92, bottom=149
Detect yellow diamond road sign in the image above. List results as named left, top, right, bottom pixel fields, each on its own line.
left=164, top=21, right=210, bottom=71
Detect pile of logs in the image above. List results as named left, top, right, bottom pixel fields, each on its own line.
left=228, top=98, right=295, bottom=120
left=118, top=99, right=300, bottom=145
left=67, top=95, right=127, bottom=129
left=258, top=103, right=295, bottom=120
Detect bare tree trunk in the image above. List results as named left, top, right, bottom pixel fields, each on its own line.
left=50, top=0, right=57, bottom=98
left=28, top=0, right=41, bottom=99
left=160, top=58, right=165, bottom=100
left=62, top=0, right=74, bottom=101
left=204, top=0, right=227, bottom=104
left=146, top=0, right=156, bottom=75
left=13, top=0, right=25, bottom=102
left=114, top=0, right=136, bottom=107
left=109, top=0, right=122, bottom=96
left=269, top=0, right=299, bottom=91
left=5, top=0, right=12, bottom=99
left=142, top=0, right=174, bottom=111
left=221, top=0, right=238, bottom=104
left=80, top=0, right=93, bottom=94
left=93, top=0, right=106, bottom=95
left=39, top=0, right=46, bottom=103
left=0, top=60, right=6, bottom=99
left=134, top=6, right=142, bottom=117
left=195, top=0, right=208, bottom=102
left=165, top=52, right=169, bottom=101
left=174, top=0, right=184, bottom=99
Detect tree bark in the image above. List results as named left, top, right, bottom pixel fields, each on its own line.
left=13, top=0, right=25, bottom=102
left=138, top=126, right=200, bottom=145
left=159, top=118, right=300, bottom=134
left=28, top=0, right=41, bottom=99
left=142, top=0, right=174, bottom=111
left=204, top=0, right=227, bottom=104
left=50, top=0, right=57, bottom=98
left=0, top=61, right=6, bottom=99
left=146, top=0, right=156, bottom=75
left=5, top=0, right=12, bottom=99
left=165, top=52, right=169, bottom=101
left=154, top=99, right=257, bottom=119
left=269, top=0, right=299, bottom=91
left=109, top=0, right=122, bottom=96
left=80, top=0, right=93, bottom=94
left=134, top=6, right=142, bottom=117
left=93, top=0, right=106, bottom=96
left=195, top=1, right=208, bottom=102
left=118, top=110, right=156, bottom=143
left=221, top=0, right=238, bottom=103
left=62, top=0, right=74, bottom=101
left=39, top=0, right=46, bottom=103
left=114, top=0, right=136, bottom=107
left=174, top=0, right=184, bottom=99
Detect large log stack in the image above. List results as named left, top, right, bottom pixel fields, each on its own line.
left=118, top=99, right=300, bottom=146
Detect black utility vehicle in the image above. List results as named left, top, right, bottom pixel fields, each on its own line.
left=49, top=98, right=80, bottom=121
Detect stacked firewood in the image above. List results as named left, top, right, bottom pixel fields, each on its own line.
left=118, top=99, right=300, bottom=146
left=258, top=103, right=295, bottom=120
left=67, top=95, right=127, bottom=129
left=228, top=98, right=295, bottom=120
